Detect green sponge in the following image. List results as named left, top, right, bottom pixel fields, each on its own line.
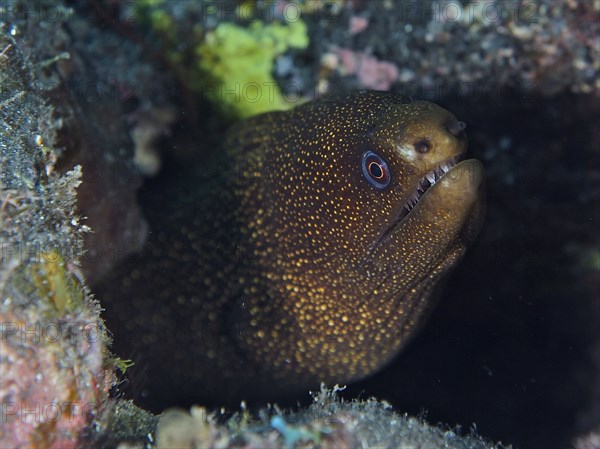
left=196, top=19, right=309, bottom=118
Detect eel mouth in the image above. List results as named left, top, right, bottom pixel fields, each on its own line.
left=400, top=152, right=466, bottom=219
left=371, top=152, right=466, bottom=250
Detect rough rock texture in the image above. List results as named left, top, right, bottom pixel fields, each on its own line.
left=1, top=0, right=178, bottom=285
left=126, top=0, right=600, bottom=102
left=1, top=0, right=598, bottom=448
left=0, top=1, right=172, bottom=446
left=0, top=24, right=109, bottom=449
left=573, top=427, right=600, bottom=449
left=317, top=0, right=600, bottom=98
left=151, top=387, right=508, bottom=449
left=90, top=389, right=510, bottom=449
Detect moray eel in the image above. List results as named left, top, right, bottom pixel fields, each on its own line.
left=98, top=91, right=484, bottom=410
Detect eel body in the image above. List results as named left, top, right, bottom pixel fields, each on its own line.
left=98, top=91, right=484, bottom=409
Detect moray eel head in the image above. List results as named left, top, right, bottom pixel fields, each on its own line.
left=230, top=91, right=484, bottom=389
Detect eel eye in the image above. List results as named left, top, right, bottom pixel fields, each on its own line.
left=362, top=151, right=391, bottom=189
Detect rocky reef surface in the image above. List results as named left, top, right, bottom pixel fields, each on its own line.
left=1, top=1, right=598, bottom=448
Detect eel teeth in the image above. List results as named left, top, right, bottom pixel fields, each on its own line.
left=370, top=153, right=466, bottom=252
left=402, top=153, right=465, bottom=214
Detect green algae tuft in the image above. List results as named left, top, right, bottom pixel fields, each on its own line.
left=196, top=19, right=309, bottom=118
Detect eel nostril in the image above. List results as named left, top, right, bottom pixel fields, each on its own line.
left=446, top=120, right=467, bottom=137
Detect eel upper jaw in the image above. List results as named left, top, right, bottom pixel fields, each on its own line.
left=370, top=152, right=466, bottom=251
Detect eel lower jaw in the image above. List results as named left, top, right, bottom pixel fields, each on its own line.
left=402, top=152, right=466, bottom=217
left=370, top=152, right=467, bottom=250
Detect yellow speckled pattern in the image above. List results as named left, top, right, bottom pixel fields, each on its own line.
left=98, top=91, right=484, bottom=409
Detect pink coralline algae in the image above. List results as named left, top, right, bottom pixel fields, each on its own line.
left=348, top=16, right=369, bottom=35
left=336, top=48, right=399, bottom=90
left=0, top=254, right=112, bottom=449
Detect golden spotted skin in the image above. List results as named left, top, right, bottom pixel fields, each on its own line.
left=98, top=91, right=484, bottom=410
